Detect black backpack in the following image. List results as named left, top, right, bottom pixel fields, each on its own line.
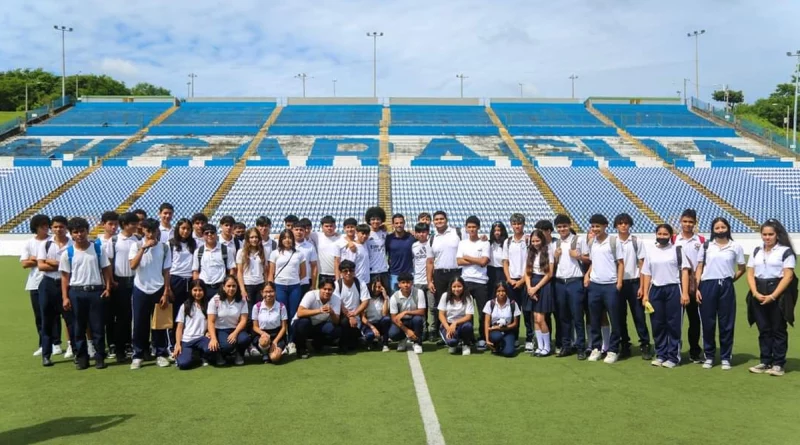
left=337, top=277, right=362, bottom=299
left=197, top=244, right=229, bottom=273
left=489, top=298, right=519, bottom=323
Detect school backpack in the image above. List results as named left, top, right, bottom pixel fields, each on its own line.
left=196, top=244, right=229, bottom=273
left=337, top=277, right=362, bottom=300
left=66, top=238, right=104, bottom=271
left=489, top=298, right=519, bottom=323
left=429, top=227, right=462, bottom=246
left=254, top=300, right=285, bottom=314
left=751, top=246, right=798, bottom=325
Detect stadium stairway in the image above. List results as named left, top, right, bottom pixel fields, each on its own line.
left=0, top=104, right=180, bottom=234
left=585, top=102, right=663, bottom=162
left=485, top=106, right=580, bottom=232
left=599, top=168, right=664, bottom=225
left=89, top=167, right=169, bottom=237
left=201, top=106, right=284, bottom=217
left=379, top=107, right=393, bottom=221
left=667, top=166, right=760, bottom=231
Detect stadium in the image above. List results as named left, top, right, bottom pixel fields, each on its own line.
left=2, top=2, right=800, bottom=445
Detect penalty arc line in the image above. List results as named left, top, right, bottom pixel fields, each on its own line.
left=406, top=351, right=446, bottom=445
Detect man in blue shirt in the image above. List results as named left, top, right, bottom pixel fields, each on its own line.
left=386, top=214, right=415, bottom=291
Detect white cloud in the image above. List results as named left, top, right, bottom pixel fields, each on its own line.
left=96, top=58, right=138, bottom=78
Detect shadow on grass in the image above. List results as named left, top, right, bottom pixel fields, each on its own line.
left=0, top=414, right=134, bottom=445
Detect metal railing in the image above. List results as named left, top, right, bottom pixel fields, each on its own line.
left=691, top=98, right=796, bottom=153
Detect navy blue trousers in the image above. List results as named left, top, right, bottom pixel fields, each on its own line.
left=293, top=318, right=341, bottom=352
left=587, top=282, right=621, bottom=353
left=439, top=322, right=474, bottom=347
left=131, top=286, right=168, bottom=359
left=362, top=316, right=392, bottom=345
left=619, top=279, right=650, bottom=348
left=649, top=284, right=682, bottom=364
left=68, top=287, right=106, bottom=361
left=389, top=315, right=425, bottom=344
left=489, top=330, right=517, bottom=357
left=176, top=337, right=210, bottom=370
left=554, top=278, right=585, bottom=350
left=698, top=278, right=736, bottom=362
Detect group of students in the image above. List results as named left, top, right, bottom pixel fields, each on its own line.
left=20, top=203, right=796, bottom=375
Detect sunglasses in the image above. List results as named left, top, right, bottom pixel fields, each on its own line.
left=204, top=231, right=217, bottom=235
left=340, top=269, right=354, bottom=273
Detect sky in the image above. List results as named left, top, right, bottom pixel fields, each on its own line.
left=0, top=0, right=797, bottom=103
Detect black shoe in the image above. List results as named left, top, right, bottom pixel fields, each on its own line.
left=299, top=351, right=310, bottom=359
left=556, top=348, right=571, bottom=358
left=42, top=356, right=54, bottom=367
left=689, top=353, right=703, bottom=364
left=619, top=347, right=632, bottom=359
left=115, top=354, right=128, bottom=364
left=641, top=345, right=653, bottom=361
left=76, top=356, right=90, bottom=370
left=95, top=358, right=107, bottom=369
left=577, top=351, right=587, bottom=361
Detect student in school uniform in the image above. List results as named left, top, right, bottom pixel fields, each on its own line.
left=97, top=211, right=119, bottom=357
left=334, top=222, right=371, bottom=285
left=334, top=218, right=358, bottom=278
left=168, top=218, right=196, bottom=354
left=132, top=209, right=147, bottom=239
left=484, top=282, right=521, bottom=358
left=158, top=203, right=174, bottom=243
left=268, top=229, right=307, bottom=355
left=335, top=260, right=370, bottom=352
left=456, top=216, right=490, bottom=351
left=672, top=208, right=705, bottom=364
left=37, top=216, right=75, bottom=364
left=255, top=216, right=276, bottom=259
left=105, top=212, right=141, bottom=362
left=207, top=275, right=250, bottom=366
left=128, top=218, right=172, bottom=370
left=283, top=214, right=299, bottom=231
left=438, top=277, right=475, bottom=355
left=427, top=211, right=462, bottom=343
left=174, top=279, right=209, bottom=370
left=552, top=215, right=589, bottom=360
left=237, top=228, right=267, bottom=312
left=365, top=207, right=390, bottom=291
left=525, top=230, right=555, bottom=357
left=411, top=223, right=436, bottom=340
left=293, top=279, right=342, bottom=359
left=59, top=217, right=113, bottom=370
left=388, top=272, right=426, bottom=354
left=192, top=224, right=236, bottom=302
left=417, top=212, right=432, bottom=226
left=695, top=217, right=746, bottom=370
left=251, top=282, right=288, bottom=364
left=613, top=213, right=652, bottom=360
left=191, top=213, right=208, bottom=245
left=293, top=222, right=318, bottom=295
left=641, top=224, right=690, bottom=368
left=98, top=211, right=120, bottom=247
left=746, top=219, right=796, bottom=377
left=503, top=213, right=531, bottom=350
left=218, top=215, right=240, bottom=267
left=386, top=214, right=415, bottom=291
left=309, top=215, right=340, bottom=284
left=234, top=222, right=246, bottom=244
left=583, top=214, right=624, bottom=364
left=487, top=222, right=509, bottom=301
left=361, top=278, right=391, bottom=351
left=22, top=214, right=52, bottom=358
left=534, top=219, right=561, bottom=351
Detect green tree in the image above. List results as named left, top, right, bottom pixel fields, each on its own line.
left=712, top=89, right=744, bottom=107
left=130, top=82, right=171, bottom=96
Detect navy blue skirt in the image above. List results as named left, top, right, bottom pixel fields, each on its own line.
left=525, top=274, right=555, bottom=314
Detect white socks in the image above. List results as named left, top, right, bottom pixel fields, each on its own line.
left=601, top=325, right=610, bottom=353
left=535, top=330, right=542, bottom=353
left=535, top=330, right=551, bottom=354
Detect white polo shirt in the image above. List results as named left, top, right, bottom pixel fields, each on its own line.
left=457, top=238, right=490, bottom=284
left=367, top=230, right=389, bottom=274
left=437, top=294, right=474, bottom=324
left=489, top=242, right=505, bottom=268
left=294, top=290, right=342, bottom=325
left=176, top=302, right=207, bottom=342
left=236, top=249, right=266, bottom=286
left=129, top=242, right=171, bottom=294
left=311, top=232, right=341, bottom=276
left=59, top=243, right=111, bottom=286
left=427, top=227, right=460, bottom=270
left=747, top=245, right=796, bottom=279
left=269, top=249, right=306, bottom=286
left=192, top=232, right=205, bottom=245
left=170, top=243, right=194, bottom=279
left=502, top=235, right=528, bottom=279
left=159, top=225, right=173, bottom=243
left=673, top=234, right=705, bottom=271
left=193, top=244, right=235, bottom=285
left=555, top=234, right=588, bottom=279
left=262, top=239, right=276, bottom=261
left=21, top=237, right=48, bottom=290
left=412, top=241, right=429, bottom=285
left=641, top=243, right=689, bottom=286
left=252, top=300, right=287, bottom=331
left=528, top=249, right=554, bottom=276
left=617, top=236, right=645, bottom=280
left=335, top=278, right=370, bottom=312
left=207, top=295, right=248, bottom=329
left=38, top=238, right=72, bottom=280
left=106, top=233, right=140, bottom=278
left=699, top=240, right=745, bottom=281
left=589, top=235, right=624, bottom=285
left=365, top=297, right=387, bottom=322
left=219, top=236, right=239, bottom=265
left=337, top=240, right=370, bottom=284
left=390, top=289, right=427, bottom=314
left=295, top=240, right=318, bottom=285
left=482, top=299, right=521, bottom=325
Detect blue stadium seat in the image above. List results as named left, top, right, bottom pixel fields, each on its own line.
left=127, top=167, right=232, bottom=219
left=27, top=103, right=172, bottom=136
left=594, top=104, right=737, bottom=137
left=390, top=106, right=495, bottom=136
left=150, top=102, right=276, bottom=136
left=0, top=167, right=83, bottom=227
left=270, top=105, right=382, bottom=135
left=492, top=103, right=616, bottom=136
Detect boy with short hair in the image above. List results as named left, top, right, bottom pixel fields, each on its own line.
left=334, top=219, right=370, bottom=285
left=158, top=203, right=174, bottom=243
left=234, top=222, right=246, bottom=243
left=293, top=223, right=318, bottom=294
left=503, top=213, right=531, bottom=350
left=334, top=259, right=370, bottom=352
left=132, top=209, right=147, bottom=239
left=22, top=214, right=52, bottom=358
left=386, top=214, right=415, bottom=291
left=37, top=215, right=74, bottom=365
left=613, top=213, right=651, bottom=360
left=389, top=272, right=426, bottom=354
left=104, top=212, right=141, bottom=362
left=192, top=224, right=236, bottom=300
left=284, top=214, right=299, bottom=231
left=256, top=216, right=277, bottom=258
left=456, top=216, right=490, bottom=350
left=218, top=215, right=240, bottom=256
left=191, top=213, right=208, bottom=244
left=311, top=215, right=341, bottom=284
left=672, top=208, right=705, bottom=363
left=365, top=207, right=390, bottom=291
left=412, top=223, right=435, bottom=339
left=552, top=214, right=589, bottom=360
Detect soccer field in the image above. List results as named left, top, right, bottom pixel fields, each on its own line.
left=0, top=111, right=23, bottom=124
left=0, top=256, right=798, bottom=445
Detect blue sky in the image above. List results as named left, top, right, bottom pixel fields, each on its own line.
left=0, top=0, right=797, bottom=102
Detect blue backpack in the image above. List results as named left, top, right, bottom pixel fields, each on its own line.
left=66, top=238, right=104, bottom=271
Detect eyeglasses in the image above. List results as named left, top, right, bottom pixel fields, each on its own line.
left=341, top=269, right=354, bottom=273
left=204, top=231, right=216, bottom=235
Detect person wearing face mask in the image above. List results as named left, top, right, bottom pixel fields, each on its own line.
left=695, top=217, right=746, bottom=371
left=641, top=224, right=691, bottom=368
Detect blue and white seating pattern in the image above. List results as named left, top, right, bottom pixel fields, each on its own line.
left=0, top=167, right=83, bottom=227
left=492, top=103, right=616, bottom=136
left=151, top=102, right=276, bottom=136
left=127, top=167, right=232, bottom=219
left=28, top=103, right=172, bottom=136
left=390, top=106, right=496, bottom=136
left=743, top=168, right=800, bottom=199
left=212, top=167, right=379, bottom=232
left=391, top=167, right=553, bottom=233
left=270, top=105, right=382, bottom=136
left=594, top=104, right=736, bottom=138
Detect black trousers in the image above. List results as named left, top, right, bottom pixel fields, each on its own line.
left=464, top=281, right=489, bottom=341
left=432, top=269, right=461, bottom=332
left=752, top=279, right=789, bottom=368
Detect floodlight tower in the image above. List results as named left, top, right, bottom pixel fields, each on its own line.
left=53, top=25, right=74, bottom=103
left=687, top=30, right=706, bottom=99
left=366, top=32, right=383, bottom=97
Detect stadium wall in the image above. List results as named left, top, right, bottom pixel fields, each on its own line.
left=389, top=98, right=482, bottom=106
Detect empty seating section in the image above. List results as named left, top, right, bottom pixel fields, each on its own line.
left=581, top=139, right=624, bottom=159
left=128, top=167, right=232, bottom=218
left=0, top=137, right=126, bottom=159
left=515, top=138, right=592, bottom=159
left=610, top=167, right=749, bottom=232
left=492, top=103, right=616, bottom=136
left=391, top=167, right=553, bottom=233
left=212, top=167, right=379, bottom=232
left=680, top=168, right=800, bottom=231
left=27, top=103, right=171, bottom=136
left=151, top=102, right=275, bottom=136
left=640, top=139, right=679, bottom=164
left=0, top=167, right=83, bottom=226
left=744, top=168, right=800, bottom=199
left=537, top=167, right=656, bottom=232
left=594, top=104, right=736, bottom=137
left=12, top=167, right=158, bottom=233
left=114, top=136, right=251, bottom=158
left=694, top=139, right=774, bottom=159
left=270, top=105, right=381, bottom=135
left=389, top=106, right=495, bottom=135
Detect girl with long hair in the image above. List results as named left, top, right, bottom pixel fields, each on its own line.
left=483, top=282, right=520, bottom=357
left=525, top=230, right=555, bottom=357
left=268, top=229, right=307, bottom=355
left=207, top=275, right=250, bottom=366
left=251, top=282, right=288, bottom=364
left=437, top=276, right=475, bottom=355
left=174, top=280, right=209, bottom=370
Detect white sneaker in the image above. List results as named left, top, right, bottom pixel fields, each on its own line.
left=52, top=344, right=63, bottom=355
left=476, top=340, right=487, bottom=351
left=448, top=346, right=458, bottom=354
left=749, top=363, right=770, bottom=374
left=413, top=344, right=423, bottom=354
left=767, top=365, right=785, bottom=377
left=201, top=359, right=209, bottom=367
left=588, top=348, right=603, bottom=362
left=381, top=345, right=390, bottom=352
left=462, top=345, right=471, bottom=356
left=603, top=351, right=618, bottom=364
left=397, top=338, right=408, bottom=352
left=651, top=358, right=664, bottom=367
left=33, top=347, right=43, bottom=357
left=130, top=358, right=143, bottom=370
left=64, top=344, right=74, bottom=360
left=524, top=342, right=534, bottom=352
left=248, top=346, right=260, bottom=357
left=87, top=342, right=96, bottom=358
left=286, top=343, right=297, bottom=356
left=702, top=360, right=713, bottom=369
left=662, top=361, right=677, bottom=369
left=156, top=356, right=170, bottom=367
left=721, top=360, right=732, bottom=371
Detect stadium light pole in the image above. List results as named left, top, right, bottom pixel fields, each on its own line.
left=787, top=51, right=800, bottom=150
left=186, top=81, right=191, bottom=98
left=53, top=25, right=74, bottom=104
left=188, top=73, right=197, bottom=98
left=75, top=71, right=81, bottom=100
left=456, top=74, right=468, bottom=98
left=295, top=73, right=309, bottom=97
left=687, top=30, right=705, bottom=100
left=333, top=79, right=337, bottom=97
left=366, top=32, right=383, bottom=97
left=569, top=74, right=578, bottom=99
left=518, top=83, right=524, bottom=98
left=683, top=78, right=690, bottom=104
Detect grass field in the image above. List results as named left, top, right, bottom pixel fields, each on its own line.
left=1, top=256, right=799, bottom=444
left=0, top=111, right=23, bottom=124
